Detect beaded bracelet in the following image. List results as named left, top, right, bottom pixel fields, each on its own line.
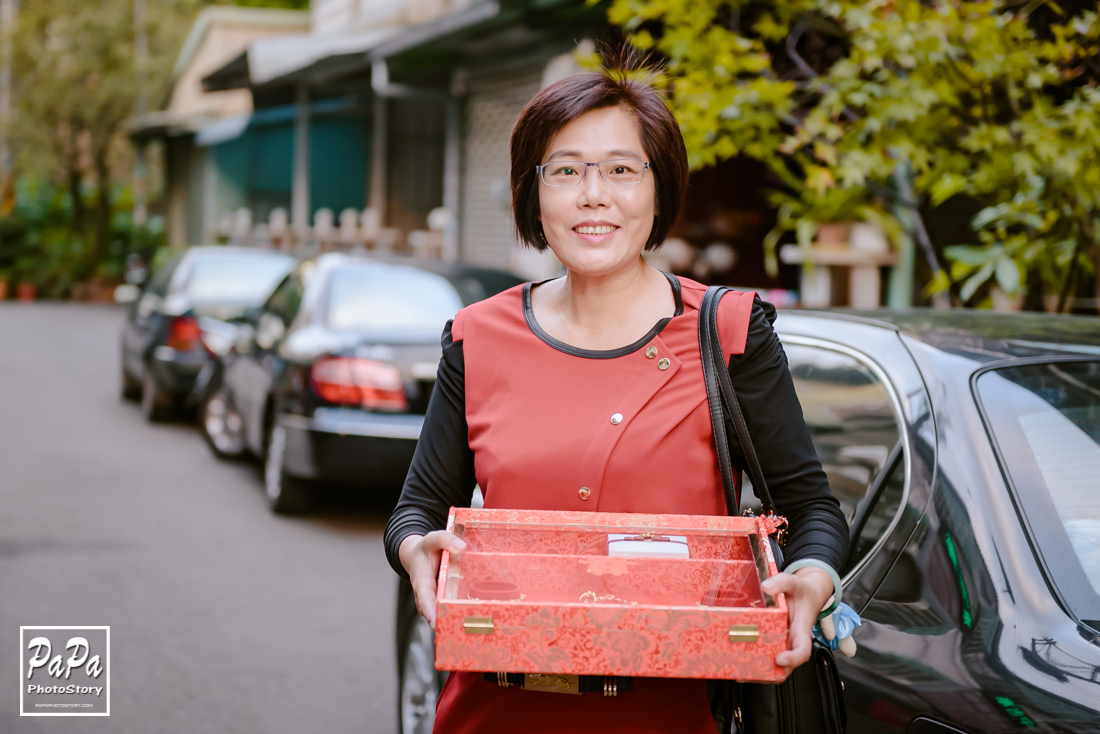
left=783, top=558, right=843, bottom=621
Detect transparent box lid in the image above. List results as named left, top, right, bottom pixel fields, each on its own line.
left=443, top=515, right=776, bottom=610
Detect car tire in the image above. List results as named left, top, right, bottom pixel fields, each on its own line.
left=200, top=386, right=247, bottom=460
left=141, top=369, right=175, bottom=422
left=120, top=365, right=141, bottom=401
left=397, top=602, right=445, bottom=734
left=264, top=423, right=311, bottom=514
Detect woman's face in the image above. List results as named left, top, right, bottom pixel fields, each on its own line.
left=537, top=106, right=656, bottom=278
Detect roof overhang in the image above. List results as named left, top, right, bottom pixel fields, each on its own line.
left=129, top=95, right=363, bottom=145
left=370, top=0, right=607, bottom=77
left=203, top=26, right=402, bottom=92
left=173, top=6, right=309, bottom=81
left=127, top=109, right=210, bottom=142
left=369, top=1, right=502, bottom=61
left=201, top=0, right=607, bottom=96
left=201, top=51, right=250, bottom=92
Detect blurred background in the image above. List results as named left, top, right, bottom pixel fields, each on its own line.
left=2, top=0, right=1100, bottom=732
left=1, top=0, right=1098, bottom=309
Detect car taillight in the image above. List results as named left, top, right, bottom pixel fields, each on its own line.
left=167, top=316, right=202, bottom=351
left=310, top=357, right=407, bottom=411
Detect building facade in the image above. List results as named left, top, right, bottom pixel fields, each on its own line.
left=145, top=0, right=827, bottom=298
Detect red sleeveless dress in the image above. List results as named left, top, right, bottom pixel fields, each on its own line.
left=433, top=275, right=756, bottom=734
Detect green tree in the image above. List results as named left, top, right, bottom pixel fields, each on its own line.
left=12, top=0, right=203, bottom=281
left=15, top=0, right=137, bottom=276
left=9, top=0, right=306, bottom=286
left=608, top=0, right=1100, bottom=310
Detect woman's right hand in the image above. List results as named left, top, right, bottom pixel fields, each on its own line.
left=398, top=530, right=466, bottom=629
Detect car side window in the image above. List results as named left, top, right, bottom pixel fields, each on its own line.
left=262, top=273, right=304, bottom=326
left=846, top=449, right=905, bottom=573
left=145, top=253, right=183, bottom=297
left=254, top=273, right=303, bottom=351
left=131, top=254, right=183, bottom=319
left=782, top=342, right=907, bottom=575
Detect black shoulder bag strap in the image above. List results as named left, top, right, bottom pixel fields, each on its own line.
left=698, top=285, right=785, bottom=558
left=698, top=286, right=846, bottom=734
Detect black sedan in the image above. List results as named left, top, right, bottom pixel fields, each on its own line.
left=118, top=246, right=296, bottom=421
left=394, top=308, right=1100, bottom=734
left=205, top=253, right=522, bottom=513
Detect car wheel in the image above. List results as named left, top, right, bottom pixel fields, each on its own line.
left=398, top=614, right=444, bottom=734
left=120, top=365, right=141, bottom=401
left=264, top=424, right=310, bottom=514
left=141, top=369, right=175, bottom=422
left=200, top=387, right=247, bottom=459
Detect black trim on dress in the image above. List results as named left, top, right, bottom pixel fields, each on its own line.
left=522, top=271, right=684, bottom=359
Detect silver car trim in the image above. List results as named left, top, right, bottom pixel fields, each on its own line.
left=778, top=334, right=913, bottom=587
left=278, top=411, right=424, bottom=440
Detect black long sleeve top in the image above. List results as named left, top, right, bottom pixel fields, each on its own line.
left=384, top=298, right=849, bottom=578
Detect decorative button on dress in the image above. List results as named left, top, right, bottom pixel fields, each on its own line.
left=384, top=273, right=849, bottom=734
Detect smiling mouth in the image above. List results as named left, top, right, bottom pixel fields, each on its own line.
left=573, top=225, right=619, bottom=235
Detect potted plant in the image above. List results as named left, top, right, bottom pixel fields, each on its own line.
left=14, top=255, right=40, bottom=301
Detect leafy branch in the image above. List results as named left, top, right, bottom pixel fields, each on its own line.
left=608, top=0, right=1100, bottom=309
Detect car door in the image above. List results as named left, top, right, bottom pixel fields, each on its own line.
left=774, top=317, right=937, bottom=734
left=840, top=352, right=1100, bottom=734
left=227, top=271, right=305, bottom=454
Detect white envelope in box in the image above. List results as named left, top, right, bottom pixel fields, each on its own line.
left=606, top=533, right=690, bottom=559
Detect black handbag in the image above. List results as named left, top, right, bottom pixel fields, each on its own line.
left=698, top=285, right=847, bottom=734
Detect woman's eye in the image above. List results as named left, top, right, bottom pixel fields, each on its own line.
left=556, top=167, right=577, bottom=176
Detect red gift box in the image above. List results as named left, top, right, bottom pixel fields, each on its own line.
left=434, top=508, right=790, bottom=682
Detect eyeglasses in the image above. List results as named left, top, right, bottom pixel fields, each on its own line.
left=535, top=159, right=652, bottom=187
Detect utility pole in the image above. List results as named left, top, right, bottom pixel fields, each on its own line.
left=0, top=0, right=18, bottom=216
left=133, top=0, right=148, bottom=225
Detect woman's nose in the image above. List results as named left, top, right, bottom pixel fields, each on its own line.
left=576, top=166, right=611, bottom=207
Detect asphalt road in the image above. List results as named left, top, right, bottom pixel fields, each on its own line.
left=0, top=303, right=400, bottom=733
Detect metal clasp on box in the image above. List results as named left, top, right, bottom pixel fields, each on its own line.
left=524, top=673, right=580, bottom=695
left=464, top=616, right=494, bottom=634
left=729, top=625, right=759, bottom=643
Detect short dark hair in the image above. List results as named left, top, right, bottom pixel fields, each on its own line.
left=509, top=48, right=688, bottom=251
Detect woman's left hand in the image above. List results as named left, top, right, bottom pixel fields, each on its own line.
left=760, top=567, right=836, bottom=674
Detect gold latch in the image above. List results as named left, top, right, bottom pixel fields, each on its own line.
left=729, top=625, right=759, bottom=643
left=463, top=616, right=494, bottom=634
left=524, top=673, right=580, bottom=695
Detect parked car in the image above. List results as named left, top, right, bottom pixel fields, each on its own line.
left=118, top=246, right=297, bottom=421
left=203, top=253, right=523, bottom=513
left=394, top=308, right=1100, bottom=734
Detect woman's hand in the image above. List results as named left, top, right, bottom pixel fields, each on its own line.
left=398, top=531, right=466, bottom=629
left=760, top=567, right=835, bottom=674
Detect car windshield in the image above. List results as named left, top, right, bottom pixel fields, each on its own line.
left=183, top=254, right=296, bottom=303
left=324, top=264, right=464, bottom=340
left=976, top=361, right=1100, bottom=619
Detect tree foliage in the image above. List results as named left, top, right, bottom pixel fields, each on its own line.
left=607, top=0, right=1100, bottom=309
left=7, top=0, right=305, bottom=288
left=11, top=0, right=201, bottom=282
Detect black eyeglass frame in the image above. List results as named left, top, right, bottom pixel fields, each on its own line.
left=534, top=159, right=653, bottom=187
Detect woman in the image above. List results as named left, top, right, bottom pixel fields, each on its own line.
left=384, top=53, right=849, bottom=733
